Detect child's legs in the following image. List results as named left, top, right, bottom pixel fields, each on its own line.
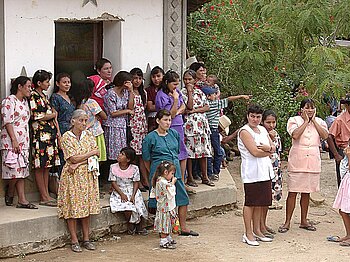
left=67, top=218, right=78, bottom=243
left=124, top=211, right=134, bottom=230
left=210, top=129, right=223, bottom=174
left=339, top=210, right=350, bottom=237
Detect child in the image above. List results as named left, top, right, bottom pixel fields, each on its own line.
left=109, top=147, right=148, bottom=235
left=330, top=143, right=350, bottom=246
left=201, top=86, right=251, bottom=180
left=262, top=110, right=283, bottom=210
left=145, top=66, right=164, bottom=132
left=152, top=161, right=178, bottom=249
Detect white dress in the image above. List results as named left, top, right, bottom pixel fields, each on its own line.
left=109, top=163, right=148, bottom=223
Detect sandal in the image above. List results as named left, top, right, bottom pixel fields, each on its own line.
left=71, top=242, right=82, bottom=252
left=299, top=224, right=316, bottom=231
left=160, top=242, right=176, bottom=249
left=179, top=230, right=199, bottom=236
left=202, top=179, right=215, bottom=187
left=186, top=180, right=198, bottom=187
left=39, top=200, right=57, bottom=207
left=16, top=202, right=38, bottom=209
left=83, top=240, right=96, bottom=250
left=278, top=226, right=289, bottom=233
left=185, top=185, right=196, bottom=195
left=136, top=228, right=149, bottom=236
left=266, top=227, right=276, bottom=235
left=340, top=241, right=350, bottom=247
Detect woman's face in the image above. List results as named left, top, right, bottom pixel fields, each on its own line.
left=302, top=103, right=315, bottom=119
left=167, top=79, right=180, bottom=92
left=18, top=80, right=32, bottom=98
left=263, top=115, right=276, bottom=132
left=72, top=116, right=88, bottom=132
left=247, top=112, right=262, bottom=127
left=196, top=66, right=207, bottom=81
left=132, top=75, right=143, bottom=89
left=37, top=79, right=50, bottom=91
left=151, top=72, right=163, bottom=87
left=183, top=73, right=195, bottom=86
left=156, top=115, right=172, bottom=131
left=98, top=62, right=113, bottom=80
left=56, top=77, right=71, bottom=93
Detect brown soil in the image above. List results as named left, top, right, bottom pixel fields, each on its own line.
left=5, top=155, right=350, bottom=262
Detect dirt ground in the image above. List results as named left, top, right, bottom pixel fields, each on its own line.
left=6, top=155, right=350, bottom=262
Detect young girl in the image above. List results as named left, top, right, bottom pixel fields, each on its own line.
left=152, top=161, right=178, bottom=249
left=30, top=69, right=60, bottom=206
left=145, top=66, right=164, bottom=132
left=331, top=143, right=350, bottom=246
left=129, top=68, right=149, bottom=191
left=109, top=147, right=148, bottom=235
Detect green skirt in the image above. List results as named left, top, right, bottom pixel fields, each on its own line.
left=96, top=134, right=107, bottom=162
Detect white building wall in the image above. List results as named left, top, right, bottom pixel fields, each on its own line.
left=2, top=0, right=163, bottom=96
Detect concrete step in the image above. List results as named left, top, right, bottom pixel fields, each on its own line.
left=0, top=169, right=237, bottom=258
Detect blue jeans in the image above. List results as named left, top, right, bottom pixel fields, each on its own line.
left=207, top=128, right=224, bottom=177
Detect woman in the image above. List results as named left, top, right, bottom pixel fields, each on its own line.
left=88, top=58, right=113, bottom=110
left=238, top=104, right=275, bottom=246
left=30, top=69, right=60, bottom=207
left=1, top=76, right=37, bottom=209
left=155, top=71, right=188, bottom=182
left=279, top=98, right=328, bottom=233
left=189, top=62, right=207, bottom=88
left=57, top=109, right=100, bottom=252
left=142, top=109, right=199, bottom=236
left=181, top=69, right=214, bottom=187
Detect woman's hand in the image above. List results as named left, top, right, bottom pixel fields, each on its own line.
left=170, top=90, right=179, bottom=100
left=11, top=138, right=20, bottom=154
left=68, top=163, right=80, bottom=173
left=310, top=108, right=317, bottom=122
left=120, top=193, right=129, bottom=202
left=257, top=143, right=271, bottom=152
left=91, top=149, right=100, bottom=157
left=301, top=109, right=309, bottom=123
left=128, top=109, right=135, bottom=115
left=186, top=83, right=194, bottom=94
left=268, top=130, right=277, bottom=141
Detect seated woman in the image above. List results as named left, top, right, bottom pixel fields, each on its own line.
left=57, top=109, right=100, bottom=253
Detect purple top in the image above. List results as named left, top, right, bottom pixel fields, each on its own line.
left=155, top=89, right=184, bottom=127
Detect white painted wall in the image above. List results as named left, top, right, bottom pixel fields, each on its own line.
left=2, top=0, right=163, bottom=96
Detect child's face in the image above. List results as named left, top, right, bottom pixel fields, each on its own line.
left=151, top=72, right=163, bottom=87
left=263, top=115, right=276, bottom=132
left=206, top=77, right=215, bottom=87
left=117, top=151, right=130, bottom=164
left=56, top=77, right=71, bottom=93
left=164, top=169, right=175, bottom=181
left=207, top=93, right=217, bottom=101
left=132, top=75, right=143, bottom=89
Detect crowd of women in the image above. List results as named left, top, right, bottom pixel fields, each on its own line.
left=2, top=57, right=350, bottom=251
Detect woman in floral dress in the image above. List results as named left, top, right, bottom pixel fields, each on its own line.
left=103, top=71, right=134, bottom=161
left=181, top=69, right=213, bottom=187
left=58, top=109, right=100, bottom=252
left=129, top=68, right=149, bottom=190
left=1, top=76, right=37, bottom=209
left=30, top=70, right=60, bottom=206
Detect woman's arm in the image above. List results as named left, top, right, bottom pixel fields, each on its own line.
left=128, top=91, right=135, bottom=110
left=177, top=103, right=186, bottom=115
left=169, top=91, right=179, bottom=119
left=97, top=110, right=107, bottom=120
left=290, top=112, right=309, bottom=140
left=311, top=113, right=328, bottom=139
left=146, top=101, right=156, bottom=112
left=68, top=149, right=99, bottom=164
left=110, top=109, right=133, bottom=118
left=190, top=104, right=210, bottom=114
left=4, top=123, right=20, bottom=153
left=185, top=86, right=194, bottom=110
left=240, top=130, right=271, bottom=157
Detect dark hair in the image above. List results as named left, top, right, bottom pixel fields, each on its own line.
left=120, top=147, right=136, bottom=163
left=130, top=67, right=147, bottom=106
left=247, top=104, right=264, bottom=115
left=189, top=62, right=206, bottom=73
left=300, top=98, right=315, bottom=109
left=53, top=72, right=71, bottom=93
left=113, top=71, right=132, bottom=87
left=262, top=109, right=277, bottom=122
left=183, top=69, right=196, bottom=80
left=74, top=79, right=95, bottom=108
left=149, top=66, right=165, bottom=90
left=161, top=70, right=180, bottom=94
left=152, top=161, right=176, bottom=188
left=10, top=76, right=31, bottom=95
left=95, top=58, right=112, bottom=71
left=155, top=109, right=171, bottom=121
left=32, top=70, right=52, bottom=88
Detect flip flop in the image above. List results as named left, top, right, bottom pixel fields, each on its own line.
left=202, top=180, right=215, bottom=187
left=299, top=224, right=316, bottom=231
left=39, top=200, right=57, bottom=207
left=186, top=181, right=198, bottom=187
left=278, top=226, right=289, bottom=233
left=339, top=241, right=350, bottom=247
left=16, top=202, right=38, bottom=209
left=327, top=236, right=341, bottom=242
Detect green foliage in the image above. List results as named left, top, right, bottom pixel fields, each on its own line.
left=188, top=0, right=350, bottom=148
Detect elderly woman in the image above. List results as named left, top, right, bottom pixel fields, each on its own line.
left=57, top=109, right=100, bottom=252
left=238, top=104, right=275, bottom=246
left=279, top=98, right=328, bottom=233
left=1, top=76, right=37, bottom=209
left=142, top=109, right=199, bottom=236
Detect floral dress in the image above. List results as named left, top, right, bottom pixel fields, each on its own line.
left=154, top=176, right=177, bottom=234
left=130, top=94, right=148, bottom=155
left=1, top=95, right=30, bottom=179
left=181, top=87, right=211, bottom=158
left=271, top=131, right=283, bottom=202
left=103, top=88, right=129, bottom=160
left=109, top=163, right=148, bottom=223
left=57, top=130, right=100, bottom=219
left=29, top=89, right=60, bottom=169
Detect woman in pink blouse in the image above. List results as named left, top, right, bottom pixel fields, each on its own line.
left=1, top=76, right=37, bottom=209
left=279, top=98, right=328, bottom=233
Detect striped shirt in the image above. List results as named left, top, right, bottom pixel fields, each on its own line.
left=206, top=98, right=228, bottom=129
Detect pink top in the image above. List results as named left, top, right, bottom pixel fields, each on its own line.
left=88, top=75, right=108, bottom=111
left=287, top=116, right=328, bottom=173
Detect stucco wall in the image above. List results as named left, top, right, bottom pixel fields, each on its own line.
left=2, top=0, right=163, bottom=96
